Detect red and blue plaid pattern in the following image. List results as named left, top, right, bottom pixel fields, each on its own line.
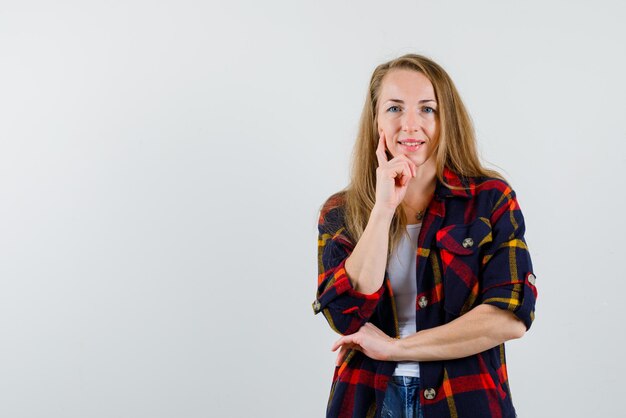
left=314, top=168, right=537, bottom=418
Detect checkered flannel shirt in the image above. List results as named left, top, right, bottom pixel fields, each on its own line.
left=313, top=168, right=537, bottom=418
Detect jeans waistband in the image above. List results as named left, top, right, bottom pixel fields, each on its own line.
left=390, top=375, right=421, bottom=386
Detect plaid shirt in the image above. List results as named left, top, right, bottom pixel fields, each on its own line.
left=313, top=168, right=537, bottom=418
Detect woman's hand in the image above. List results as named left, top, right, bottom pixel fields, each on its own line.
left=331, top=322, right=397, bottom=366
left=374, top=131, right=417, bottom=214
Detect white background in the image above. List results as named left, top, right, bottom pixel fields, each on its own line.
left=1, top=1, right=624, bottom=417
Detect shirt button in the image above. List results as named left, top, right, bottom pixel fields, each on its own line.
left=423, top=388, right=436, bottom=400
left=418, top=296, right=428, bottom=309
left=462, top=237, right=474, bottom=248
left=528, top=273, right=536, bottom=286
left=312, top=299, right=321, bottom=314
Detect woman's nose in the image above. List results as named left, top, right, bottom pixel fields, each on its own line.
left=402, top=111, right=420, bottom=133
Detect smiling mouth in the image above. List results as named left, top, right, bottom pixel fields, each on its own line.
left=398, top=140, right=426, bottom=146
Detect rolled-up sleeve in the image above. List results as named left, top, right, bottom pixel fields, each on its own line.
left=313, top=200, right=385, bottom=335
left=479, top=185, right=538, bottom=330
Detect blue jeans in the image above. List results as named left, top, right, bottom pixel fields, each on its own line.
left=381, top=376, right=424, bottom=418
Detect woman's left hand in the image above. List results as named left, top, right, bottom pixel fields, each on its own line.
left=331, top=322, right=397, bottom=366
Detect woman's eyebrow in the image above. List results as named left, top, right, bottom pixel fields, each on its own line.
left=384, top=99, right=437, bottom=104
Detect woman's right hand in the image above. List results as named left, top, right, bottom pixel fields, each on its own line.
left=374, top=131, right=416, bottom=214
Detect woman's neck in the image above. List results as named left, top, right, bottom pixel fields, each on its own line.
left=402, top=161, right=437, bottom=222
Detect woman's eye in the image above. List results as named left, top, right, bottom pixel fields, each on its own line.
left=387, top=105, right=401, bottom=112
left=423, top=106, right=436, bottom=114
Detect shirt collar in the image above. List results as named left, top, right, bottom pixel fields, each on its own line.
left=434, top=167, right=475, bottom=199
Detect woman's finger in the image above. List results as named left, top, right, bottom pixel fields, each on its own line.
left=403, top=162, right=414, bottom=182
left=407, top=159, right=416, bottom=178
left=331, top=336, right=350, bottom=352
left=375, top=132, right=388, bottom=167
left=390, top=154, right=417, bottom=178
left=402, top=162, right=412, bottom=186
left=387, top=161, right=412, bottom=186
left=335, top=345, right=348, bottom=366
left=334, top=342, right=360, bottom=366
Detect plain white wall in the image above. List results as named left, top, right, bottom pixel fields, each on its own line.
left=1, top=0, right=624, bottom=417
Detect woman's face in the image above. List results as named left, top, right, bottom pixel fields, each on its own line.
left=376, top=69, right=439, bottom=168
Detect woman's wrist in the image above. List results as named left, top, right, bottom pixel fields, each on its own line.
left=370, top=204, right=396, bottom=224
left=388, top=337, right=404, bottom=362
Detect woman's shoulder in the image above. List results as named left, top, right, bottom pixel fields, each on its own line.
left=472, top=175, right=516, bottom=198
left=318, top=190, right=348, bottom=231
left=320, top=190, right=347, bottom=213
left=443, top=167, right=515, bottom=200
left=469, top=175, right=525, bottom=223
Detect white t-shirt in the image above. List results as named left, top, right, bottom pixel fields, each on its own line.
left=386, top=223, right=421, bottom=377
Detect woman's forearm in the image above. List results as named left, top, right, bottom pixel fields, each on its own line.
left=391, top=304, right=527, bottom=362
left=344, top=205, right=394, bottom=295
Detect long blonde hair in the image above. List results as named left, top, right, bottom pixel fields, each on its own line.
left=339, top=54, right=502, bottom=254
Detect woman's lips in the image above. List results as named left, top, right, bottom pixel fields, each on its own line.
left=398, top=140, right=425, bottom=151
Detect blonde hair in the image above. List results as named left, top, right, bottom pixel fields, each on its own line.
left=338, top=53, right=503, bottom=254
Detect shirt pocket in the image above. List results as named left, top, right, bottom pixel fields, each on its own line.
left=435, top=217, right=493, bottom=316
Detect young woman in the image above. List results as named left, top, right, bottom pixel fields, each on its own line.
left=313, top=54, right=537, bottom=418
